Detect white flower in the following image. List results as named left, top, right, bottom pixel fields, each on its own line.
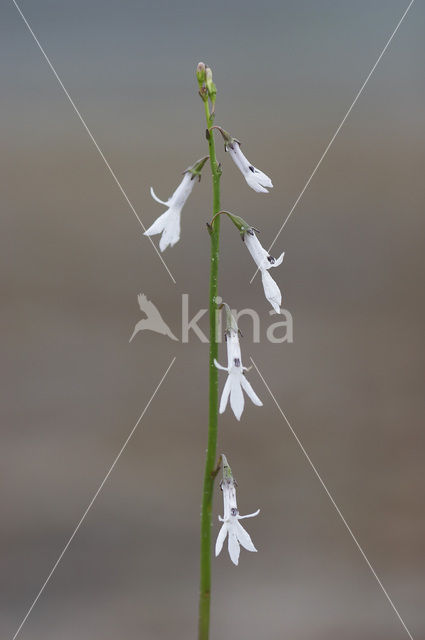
left=212, top=127, right=273, bottom=193
left=244, top=229, right=284, bottom=313
left=214, top=327, right=262, bottom=421
left=215, top=455, right=260, bottom=566
left=144, top=172, right=195, bottom=252
left=144, top=157, right=208, bottom=252
left=227, top=140, right=273, bottom=193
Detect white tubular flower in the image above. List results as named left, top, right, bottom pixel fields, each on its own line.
left=244, top=229, right=284, bottom=313
left=213, top=127, right=273, bottom=193
left=144, top=156, right=208, bottom=252
left=227, top=141, right=273, bottom=193
left=214, top=308, right=262, bottom=421
left=215, top=455, right=260, bottom=566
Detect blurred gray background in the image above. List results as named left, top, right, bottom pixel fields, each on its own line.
left=1, top=1, right=424, bottom=638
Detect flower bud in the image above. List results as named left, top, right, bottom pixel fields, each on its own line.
left=205, top=66, right=217, bottom=103
left=205, top=65, right=212, bottom=86
left=196, top=62, right=206, bottom=85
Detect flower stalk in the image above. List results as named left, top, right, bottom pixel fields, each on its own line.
left=198, top=63, right=222, bottom=640
left=143, top=61, right=276, bottom=640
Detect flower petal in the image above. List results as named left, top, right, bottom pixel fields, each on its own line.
left=244, top=232, right=270, bottom=270
left=158, top=209, right=181, bottom=252
left=228, top=528, right=240, bottom=565
left=261, top=270, right=282, bottom=313
left=229, top=374, right=244, bottom=421
left=244, top=171, right=269, bottom=193
left=240, top=374, right=263, bottom=407
left=251, top=167, right=273, bottom=189
left=214, top=358, right=228, bottom=372
left=228, top=143, right=272, bottom=193
left=266, top=251, right=285, bottom=269
left=215, top=522, right=228, bottom=557
left=226, top=329, right=242, bottom=369
left=143, top=209, right=171, bottom=237
left=235, top=521, right=257, bottom=553
left=169, top=172, right=195, bottom=206
left=150, top=186, right=170, bottom=206
left=219, top=375, right=232, bottom=414
left=228, top=143, right=249, bottom=174
left=238, top=508, right=260, bottom=520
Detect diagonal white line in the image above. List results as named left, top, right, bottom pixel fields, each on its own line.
left=11, top=0, right=176, bottom=285
left=11, top=356, right=176, bottom=640
left=250, top=0, right=415, bottom=283
left=250, top=357, right=414, bottom=640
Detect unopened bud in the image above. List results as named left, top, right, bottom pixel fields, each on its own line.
left=205, top=66, right=217, bottom=103
left=196, top=62, right=206, bottom=85
left=205, top=66, right=212, bottom=85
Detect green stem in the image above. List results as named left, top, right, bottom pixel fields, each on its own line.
left=198, top=100, right=221, bottom=640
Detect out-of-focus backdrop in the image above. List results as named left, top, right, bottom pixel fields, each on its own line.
left=1, top=1, right=424, bottom=638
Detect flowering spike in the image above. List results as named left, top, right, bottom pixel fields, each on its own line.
left=215, top=454, right=260, bottom=565
left=214, top=307, right=262, bottom=420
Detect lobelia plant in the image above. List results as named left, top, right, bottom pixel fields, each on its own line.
left=143, top=62, right=284, bottom=640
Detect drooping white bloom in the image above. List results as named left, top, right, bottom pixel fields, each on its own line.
left=215, top=455, right=260, bottom=566
left=227, top=140, right=273, bottom=193
left=214, top=324, right=262, bottom=421
left=144, top=157, right=208, bottom=252
left=244, top=229, right=285, bottom=313
left=144, top=173, right=195, bottom=252
left=212, top=127, right=273, bottom=193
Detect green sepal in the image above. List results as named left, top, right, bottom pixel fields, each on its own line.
left=222, top=303, right=239, bottom=334
left=212, top=126, right=241, bottom=150
left=185, top=155, right=209, bottom=180
left=222, top=211, right=254, bottom=238
left=220, top=454, right=234, bottom=482
left=214, top=126, right=232, bottom=147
